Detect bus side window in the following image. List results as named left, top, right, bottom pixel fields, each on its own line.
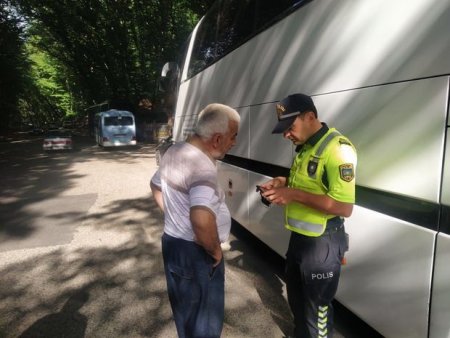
left=188, top=2, right=221, bottom=77
left=187, top=0, right=313, bottom=79
left=215, top=0, right=256, bottom=59
left=254, top=0, right=312, bottom=30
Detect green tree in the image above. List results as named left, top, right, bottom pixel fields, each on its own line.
left=0, top=0, right=28, bottom=130
left=10, top=0, right=207, bottom=123
left=0, top=0, right=215, bottom=128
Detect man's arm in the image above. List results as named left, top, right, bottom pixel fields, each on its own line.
left=150, top=181, right=164, bottom=212
left=190, top=206, right=222, bottom=267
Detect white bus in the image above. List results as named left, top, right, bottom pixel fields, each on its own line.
left=161, top=1, right=450, bottom=337
left=94, top=109, right=137, bottom=147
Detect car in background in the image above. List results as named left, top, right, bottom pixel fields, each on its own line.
left=43, top=129, right=73, bottom=151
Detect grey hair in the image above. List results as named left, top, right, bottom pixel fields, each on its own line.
left=194, top=103, right=240, bottom=140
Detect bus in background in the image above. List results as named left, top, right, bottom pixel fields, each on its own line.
left=160, top=0, right=450, bottom=337
left=94, top=109, right=137, bottom=147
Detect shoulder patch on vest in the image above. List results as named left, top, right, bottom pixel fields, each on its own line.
left=339, top=163, right=354, bottom=182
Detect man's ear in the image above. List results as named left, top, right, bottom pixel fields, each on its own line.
left=212, top=133, right=222, bottom=148
left=304, top=111, right=315, bottom=121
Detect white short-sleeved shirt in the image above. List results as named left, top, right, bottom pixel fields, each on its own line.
left=151, top=142, right=231, bottom=242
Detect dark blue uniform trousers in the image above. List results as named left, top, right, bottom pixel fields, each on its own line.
left=162, top=233, right=225, bottom=338
left=285, top=221, right=348, bottom=338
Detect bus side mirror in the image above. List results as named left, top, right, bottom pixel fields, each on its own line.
left=159, top=62, right=180, bottom=93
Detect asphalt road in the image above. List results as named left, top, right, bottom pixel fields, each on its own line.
left=0, top=132, right=379, bottom=338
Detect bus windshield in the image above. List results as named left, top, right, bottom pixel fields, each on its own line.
left=104, top=116, right=133, bottom=126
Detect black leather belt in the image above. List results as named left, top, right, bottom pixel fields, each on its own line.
left=324, top=216, right=344, bottom=233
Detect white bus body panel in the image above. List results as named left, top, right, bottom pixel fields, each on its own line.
left=430, top=234, right=450, bottom=338
left=314, top=78, right=448, bottom=203
left=217, top=163, right=249, bottom=229
left=248, top=0, right=450, bottom=105
left=442, top=125, right=450, bottom=207
left=341, top=208, right=435, bottom=338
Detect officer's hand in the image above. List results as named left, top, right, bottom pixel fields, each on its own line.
left=262, top=186, right=295, bottom=205
left=259, top=176, right=286, bottom=190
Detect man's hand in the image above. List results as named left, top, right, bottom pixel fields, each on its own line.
left=190, top=206, right=223, bottom=267
left=209, top=248, right=223, bottom=267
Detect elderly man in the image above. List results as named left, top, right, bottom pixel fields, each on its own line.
left=150, top=103, right=240, bottom=338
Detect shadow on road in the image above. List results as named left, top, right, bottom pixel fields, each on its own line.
left=0, top=134, right=155, bottom=241
left=19, top=288, right=89, bottom=338
left=0, top=134, right=292, bottom=336
left=0, top=133, right=379, bottom=337
left=0, top=196, right=172, bottom=337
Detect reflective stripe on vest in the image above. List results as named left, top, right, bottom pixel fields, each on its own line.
left=286, top=130, right=342, bottom=237
left=287, top=217, right=324, bottom=234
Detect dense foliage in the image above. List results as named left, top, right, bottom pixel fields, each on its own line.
left=0, top=0, right=27, bottom=130
left=0, top=0, right=214, bottom=130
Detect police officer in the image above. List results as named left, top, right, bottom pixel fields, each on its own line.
left=259, top=93, right=357, bottom=338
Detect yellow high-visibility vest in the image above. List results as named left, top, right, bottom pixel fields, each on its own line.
left=285, top=128, right=356, bottom=237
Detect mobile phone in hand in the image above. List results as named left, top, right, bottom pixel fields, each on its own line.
left=256, top=185, right=271, bottom=207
